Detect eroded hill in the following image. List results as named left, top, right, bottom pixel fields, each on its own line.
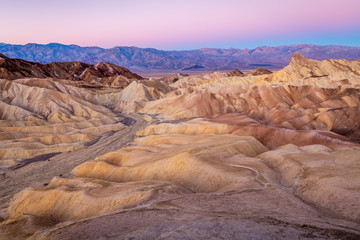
left=0, top=53, right=142, bottom=88
left=1, top=54, right=360, bottom=239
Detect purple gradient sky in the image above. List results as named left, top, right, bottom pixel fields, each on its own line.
left=1, top=0, right=360, bottom=50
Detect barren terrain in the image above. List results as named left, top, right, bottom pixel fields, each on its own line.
left=0, top=54, right=360, bottom=239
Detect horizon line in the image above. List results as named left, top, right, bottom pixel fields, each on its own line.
left=1, top=42, right=360, bottom=52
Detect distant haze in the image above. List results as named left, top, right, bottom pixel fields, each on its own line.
left=1, top=43, right=360, bottom=73
left=1, top=0, right=360, bottom=50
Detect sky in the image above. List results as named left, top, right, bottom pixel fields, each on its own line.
left=1, top=0, right=360, bottom=50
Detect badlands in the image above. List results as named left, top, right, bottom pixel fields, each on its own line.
left=0, top=53, right=360, bottom=239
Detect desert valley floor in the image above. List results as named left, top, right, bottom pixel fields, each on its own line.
left=0, top=53, right=360, bottom=239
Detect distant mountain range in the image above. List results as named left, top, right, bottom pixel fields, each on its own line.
left=1, top=43, right=360, bottom=73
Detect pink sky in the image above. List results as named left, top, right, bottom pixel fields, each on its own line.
left=1, top=0, right=360, bottom=50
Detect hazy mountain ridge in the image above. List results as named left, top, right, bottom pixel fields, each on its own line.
left=1, top=43, right=360, bottom=72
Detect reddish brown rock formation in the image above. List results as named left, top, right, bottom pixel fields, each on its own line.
left=245, top=67, right=272, bottom=76
left=140, top=85, right=360, bottom=142
left=0, top=54, right=142, bottom=87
